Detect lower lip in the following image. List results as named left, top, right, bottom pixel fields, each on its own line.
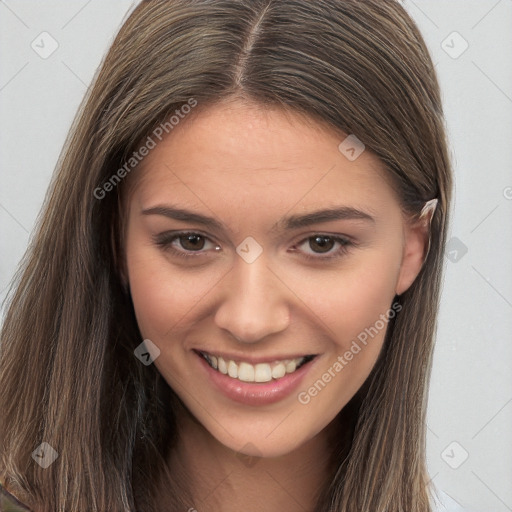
left=195, top=352, right=316, bottom=406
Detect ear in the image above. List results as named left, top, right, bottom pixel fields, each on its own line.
left=395, top=217, right=431, bottom=296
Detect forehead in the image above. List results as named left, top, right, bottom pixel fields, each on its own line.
left=129, top=100, right=399, bottom=223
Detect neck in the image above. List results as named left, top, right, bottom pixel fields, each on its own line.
left=157, top=407, right=343, bottom=512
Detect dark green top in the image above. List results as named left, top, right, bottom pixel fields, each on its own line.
left=0, top=481, right=32, bottom=511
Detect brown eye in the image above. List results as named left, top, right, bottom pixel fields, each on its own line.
left=179, top=233, right=206, bottom=251
left=309, top=235, right=335, bottom=253
left=153, top=231, right=221, bottom=259
left=293, top=234, right=353, bottom=261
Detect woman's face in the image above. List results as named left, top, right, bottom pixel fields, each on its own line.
left=124, top=99, right=427, bottom=458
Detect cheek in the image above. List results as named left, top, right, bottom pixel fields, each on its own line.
left=314, top=251, right=400, bottom=398
left=286, top=247, right=400, bottom=410
left=287, top=248, right=400, bottom=348
left=337, top=265, right=398, bottom=344
left=125, top=241, right=221, bottom=340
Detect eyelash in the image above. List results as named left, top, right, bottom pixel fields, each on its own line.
left=152, top=231, right=354, bottom=261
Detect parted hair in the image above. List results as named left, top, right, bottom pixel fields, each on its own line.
left=0, top=1, right=452, bottom=510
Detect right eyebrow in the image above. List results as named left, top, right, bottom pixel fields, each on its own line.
left=141, top=205, right=223, bottom=231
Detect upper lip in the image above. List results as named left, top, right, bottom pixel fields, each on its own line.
left=194, top=349, right=317, bottom=365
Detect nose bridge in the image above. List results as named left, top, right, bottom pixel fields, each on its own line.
left=214, top=254, right=290, bottom=343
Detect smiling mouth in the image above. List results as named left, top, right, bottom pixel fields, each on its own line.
left=196, top=350, right=317, bottom=383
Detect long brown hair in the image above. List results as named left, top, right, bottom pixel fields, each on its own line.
left=0, top=1, right=452, bottom=510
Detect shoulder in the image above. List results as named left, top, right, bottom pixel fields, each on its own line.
left=0, top=480, right=33, bottom=511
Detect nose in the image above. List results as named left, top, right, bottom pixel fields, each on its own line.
left=214, top=254, right=291, bottom=344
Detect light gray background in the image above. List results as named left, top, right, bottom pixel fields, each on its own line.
left=1, top=1, right=511, bottom=510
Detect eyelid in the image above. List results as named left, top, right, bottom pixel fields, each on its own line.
left=152, top=230, right=221, bottom=257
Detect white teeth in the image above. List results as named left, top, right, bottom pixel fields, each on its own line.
left=238, top=362, right=255, bottom=382
left=285, top=360, right=296, bottom=373
left=218, top=357, right=228, bottom=375
left=202, top=352, right=310, bottom=383
left=254, top=363, right=272, bottom=383
left=227, top=360, right=238, bottom=378
left=271, top=363, right=286, bottom=379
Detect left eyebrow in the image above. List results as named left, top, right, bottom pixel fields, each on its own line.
left=272, top=206, right=376, bottom=232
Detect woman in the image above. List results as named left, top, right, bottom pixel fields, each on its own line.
left=0, top=0, right=457, bottom=510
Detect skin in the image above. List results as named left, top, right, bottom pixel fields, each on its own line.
left=122, top=98, right=429, bottom=511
